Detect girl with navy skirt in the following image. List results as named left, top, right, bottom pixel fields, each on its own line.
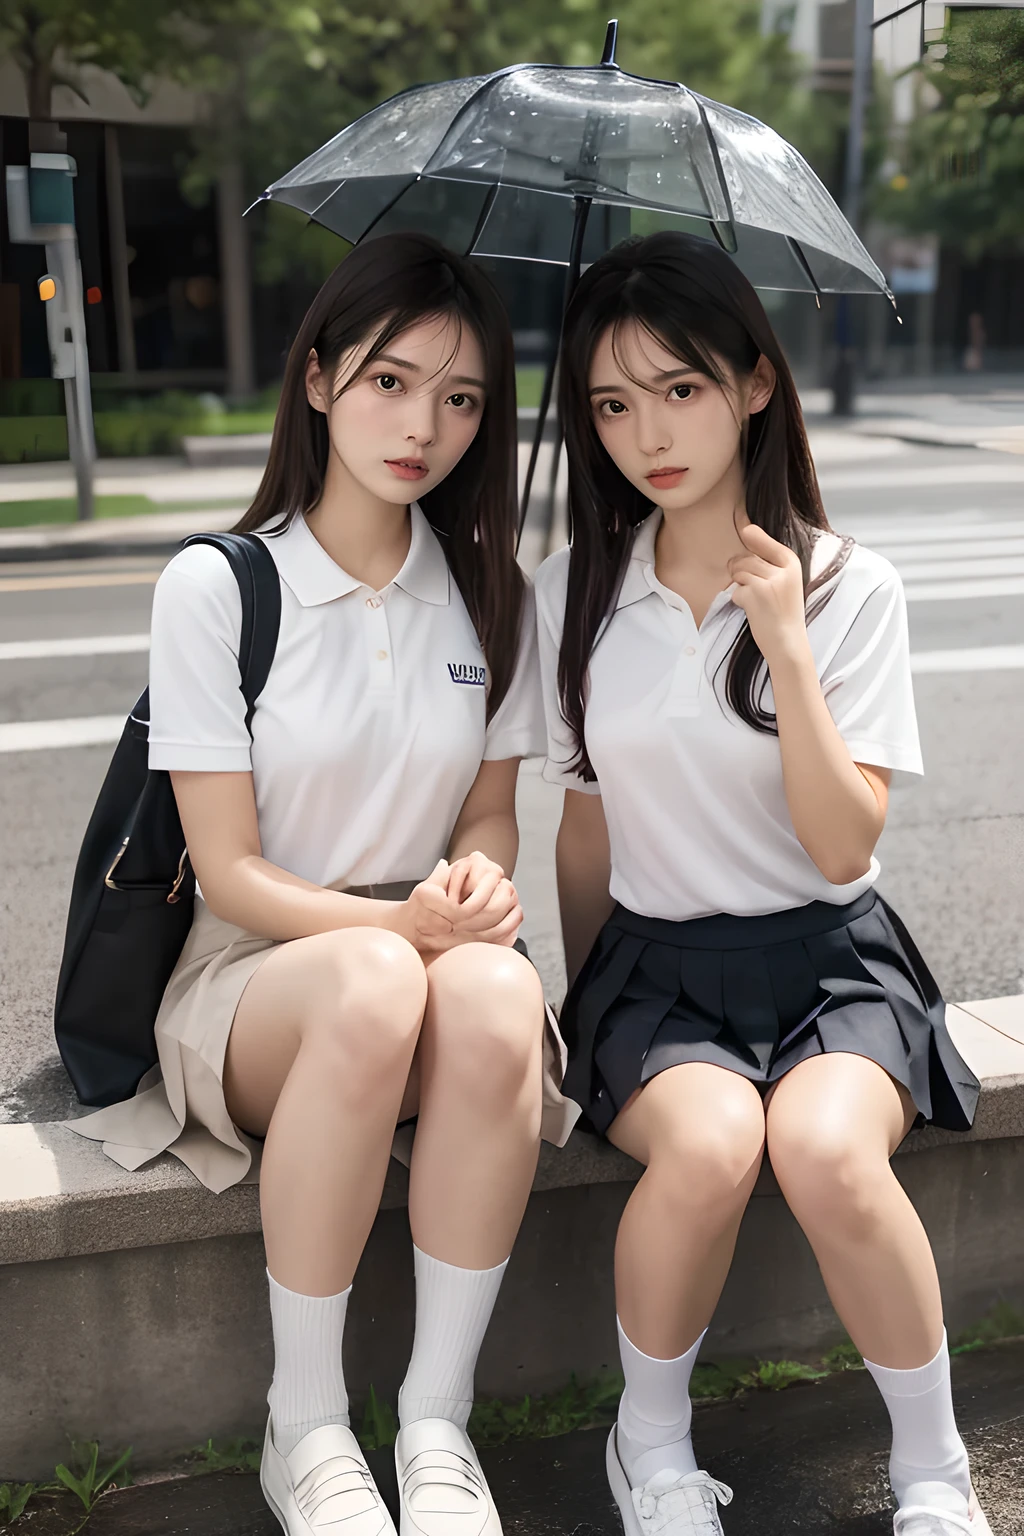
left=534, top=232, right=986, bottom=1536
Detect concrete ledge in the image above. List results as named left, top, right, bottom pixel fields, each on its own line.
left=2, top=1002, right=1020, bottom=1270
left=2, top=1000, right=1022, bottom=1477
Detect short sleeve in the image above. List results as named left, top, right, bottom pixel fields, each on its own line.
left=482, top=580, right=547, bottom=761
left=820, top=563, right=923, bottom=776
left=534, top=549, right=601, bottom=794
left=148, top=545, right=253, bottom=772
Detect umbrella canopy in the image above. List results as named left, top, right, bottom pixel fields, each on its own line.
left=256, top=35, right=892, bottom=303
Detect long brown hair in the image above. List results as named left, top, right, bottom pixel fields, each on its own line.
left=234, top=232, right=524, bottom=718
left=557, top=230, right=850, bottom=779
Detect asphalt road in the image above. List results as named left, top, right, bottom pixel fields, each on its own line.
left=2, top=436, right=1023, bottom=1124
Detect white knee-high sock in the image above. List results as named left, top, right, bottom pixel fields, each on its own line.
left=398, top=1246, right=508, bottom=1430
left=616, top=1318, right=705, bottom=1486
left=863, top=1330, right=971, bottom=1508
left=266, top=1271, right=351, bottom=1456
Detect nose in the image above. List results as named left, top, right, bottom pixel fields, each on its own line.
left=403, top=391, right=438, bottom=448
left=634, top=404, right=670, bottom=459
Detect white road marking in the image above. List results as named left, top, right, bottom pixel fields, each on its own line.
left=0, top=715, right=125, bottom=753
left=911, top=645, right=1024, bottom=673
left=0, top=633, right=149, bottom=661
left=819, top=462, right=1024, bottom=491
left=904, top=577, right=1024, bottom=601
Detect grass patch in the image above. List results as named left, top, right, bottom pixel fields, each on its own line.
left=0, top=495, right=250, bottom=529
left=951, top=1301, right=1024, bottom=1355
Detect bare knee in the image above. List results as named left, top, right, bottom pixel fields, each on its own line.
left=768, top=1117, right=891, bottom=1240
left=643, top=1087, right=766, bottom=1213
left=425, top=943, right=544, bottom=1085
left=302, top=928, right=427, bottom=1080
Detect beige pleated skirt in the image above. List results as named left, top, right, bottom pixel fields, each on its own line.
left=67, top=887, right=581, bottom=1194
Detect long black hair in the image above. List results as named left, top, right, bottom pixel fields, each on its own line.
left=556, top=230, right=850, bottom=779
left=234, top=232, right=523, bottom=718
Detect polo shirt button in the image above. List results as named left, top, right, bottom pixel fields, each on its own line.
left=376, top=649, right=388, bottom=661
left=366, top=595, right=382, bottom=609
left=684, top=645, right=696, bottom=657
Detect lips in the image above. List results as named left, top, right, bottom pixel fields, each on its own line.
left=385, top=458, right=429, bottom=481
left=647, top=467, right=688, bottom=488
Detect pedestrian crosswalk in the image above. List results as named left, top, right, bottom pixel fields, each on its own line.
left=836, top=509, right=1024, bottom=602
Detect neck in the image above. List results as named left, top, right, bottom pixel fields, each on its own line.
left=654, top=456, right=749, bottom=576
left=305, top=439, right=412, bottom=590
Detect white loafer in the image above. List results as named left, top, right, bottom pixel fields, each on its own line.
left=261, top=1415, right=398, bottom=1535
left=394, top=1417, right=502, bottom=1536
left=893, top=1482, right=994, bottom=1536
left=606, top=1426, right=733, bottom=1535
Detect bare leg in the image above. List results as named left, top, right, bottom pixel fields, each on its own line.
left=223, top=926, right=428, bottom=1296
left=406, top=942, right=545, bottom=1267
left=608, top=1063, right=767, bottom=1357
left=765, top=1052, right=940, bottom=1367
left=395, top=943, right=545, bottom=1432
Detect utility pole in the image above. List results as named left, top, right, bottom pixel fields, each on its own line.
left=831, top=0, right=876, bottom=416
left=6, top=125, right=97, bottom=519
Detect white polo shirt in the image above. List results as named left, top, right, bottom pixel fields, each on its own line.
left=535, top=511, right=924, bottom=922
left=148, top=504, right=544, bottom=889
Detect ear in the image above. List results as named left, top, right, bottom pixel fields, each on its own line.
left=747, top=354, right=777, bottom=416
left=305, top=349, right=330, bottom=415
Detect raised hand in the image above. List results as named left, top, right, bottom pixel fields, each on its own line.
left=726, top=523, right=810, bottom=670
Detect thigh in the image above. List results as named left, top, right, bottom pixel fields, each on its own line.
left=224, top=926, right=426, bottom=1136
left=608, top=1060, right=767, bottom=1174
left=765, top=1051, right=917, bottom=1167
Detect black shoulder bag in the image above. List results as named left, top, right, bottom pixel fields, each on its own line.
left=53, top=532, right=282, bottom=1108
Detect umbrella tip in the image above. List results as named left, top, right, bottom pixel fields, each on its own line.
left=601, top=18, right=619, bottom=65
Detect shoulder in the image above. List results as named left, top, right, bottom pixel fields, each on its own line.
left=533, top=545, right=571, bottom=619
left=815, top=533, right=904, bottom=605
left=152, top=543, right=244, bottom=635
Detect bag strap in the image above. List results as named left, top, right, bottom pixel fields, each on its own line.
left=182, top=532, right=282, bottom=736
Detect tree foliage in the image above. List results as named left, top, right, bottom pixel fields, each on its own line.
left=874, top=7, right=1024, bottom=258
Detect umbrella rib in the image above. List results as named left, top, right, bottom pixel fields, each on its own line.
left=692, top=97, right=737, bottom=253
left=786, top=237, right=823, bottom=305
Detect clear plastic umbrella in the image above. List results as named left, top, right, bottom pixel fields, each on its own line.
left=254, top=20, right=894, bottom=530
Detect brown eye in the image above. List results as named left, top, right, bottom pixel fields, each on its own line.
left=376, top=374, right=399, bottom=391
left=671, top=385, right=694, bottom=400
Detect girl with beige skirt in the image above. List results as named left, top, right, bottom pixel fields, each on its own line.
left=71, top=233, right=578, bottom=1536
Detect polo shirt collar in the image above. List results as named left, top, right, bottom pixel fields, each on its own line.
left=616, top=508, right=738, bottom=621
left=266, top=502, right=449, bottom=608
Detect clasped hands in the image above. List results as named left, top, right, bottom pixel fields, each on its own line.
left=395, top=851, right=522, bottom=954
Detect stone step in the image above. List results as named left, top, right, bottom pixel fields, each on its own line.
left=1, top=998, right=1022, bottom=1480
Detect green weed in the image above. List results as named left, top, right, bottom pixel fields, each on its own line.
left=53, top=1439, right=132, bottom=1512
left=0, top=1482, right=36, bottom=1523
left=469, top=1372, right=624, bottom=1448
left=743, top=1359, right=828, bottom=1391
left=189, top=1436, right=262, bottom=1474
left=358, top=1384, right=398, bottom=1452
left=951, top=1301, right=1024, bottom=1355
left=821, top=1340, right=865, bottom=1372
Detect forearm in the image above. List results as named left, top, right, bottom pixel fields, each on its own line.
left=770, top=646, right=885, bottom=884
left=447, top=812, right=519, bottom=877
left=556, top=817, right=614, bottom=989
left=198, top=854, right=403, bottom=943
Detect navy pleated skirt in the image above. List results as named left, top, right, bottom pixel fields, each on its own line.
left=560, top=888, right=980, bottom=1137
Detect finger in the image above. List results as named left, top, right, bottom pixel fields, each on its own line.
left=415, top=883, right=460, bottom=926
left=445, top=858, right=471, bottom=904
left=458, top=890, right=518, bottom=935
left=727, top=553, right=776, bottom=581
left=479, top=905, right=524, bottom=944
left=739, top=523, right=791, bottom=564
left=454, top=867, right=505, bottom=919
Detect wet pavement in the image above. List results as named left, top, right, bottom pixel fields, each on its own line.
left=9, top=1342, right=1022, bottom=1535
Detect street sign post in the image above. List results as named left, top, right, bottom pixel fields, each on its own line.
left=5, top=149, right=97, bottom=521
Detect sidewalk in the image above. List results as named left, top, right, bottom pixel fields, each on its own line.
left=11, top=1340, right=1022, bottom=1534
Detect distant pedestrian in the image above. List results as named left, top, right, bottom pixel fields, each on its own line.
left=71, top=232, right=578, bottom=1536
left=537, top=230, right=987, bottom=1536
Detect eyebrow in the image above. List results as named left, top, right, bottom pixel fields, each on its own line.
left=588, top=367, right=700, bottom=396
left=375, top=353, right=486, bottom=390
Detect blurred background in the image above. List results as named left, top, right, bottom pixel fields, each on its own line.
left=1, top=0, right=1022, bottom=459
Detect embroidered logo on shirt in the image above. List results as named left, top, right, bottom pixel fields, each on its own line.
left=447, top=662, right=487, bottom=686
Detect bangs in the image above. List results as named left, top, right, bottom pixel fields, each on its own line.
left=334, top=306, right=472, bottom=401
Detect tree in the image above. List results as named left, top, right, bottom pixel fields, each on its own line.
left=873, top=7, right=1024, bottom=258
left=0, top=0, right=187, bottom=117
